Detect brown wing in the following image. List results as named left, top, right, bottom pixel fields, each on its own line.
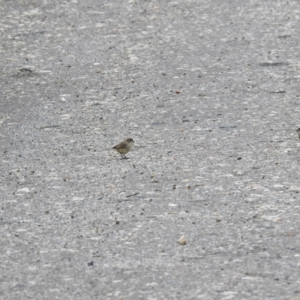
left=113, top=142, right=127, bottom=149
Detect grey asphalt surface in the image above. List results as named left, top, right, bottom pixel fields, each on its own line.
left=1, top=0, right=300, bottom=299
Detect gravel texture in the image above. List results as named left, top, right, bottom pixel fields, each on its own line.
left=1, top=0, right=300, bottom=299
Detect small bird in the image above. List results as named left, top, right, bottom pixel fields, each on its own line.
left=297, top=128, right=300, bottom=140
left=112, top=138, right=134, bottom=159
